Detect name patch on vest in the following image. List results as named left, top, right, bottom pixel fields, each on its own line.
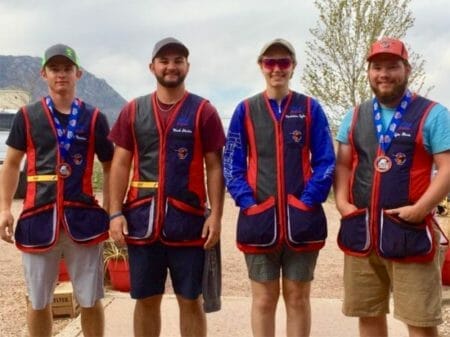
left=172, top=127, right=193, bottom=134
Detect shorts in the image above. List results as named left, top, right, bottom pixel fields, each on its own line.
left=22, top=231, right=104, bottom=310
left=244, top=244, right=319, bottom=282
left=128, top=242, right=205, bottom=300
left=343, top=250, right=442, bottom=327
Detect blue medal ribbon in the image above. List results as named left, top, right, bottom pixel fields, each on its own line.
left=45, top=96, right=80, bottom=161
left=372, top=90, right=412, bottom=153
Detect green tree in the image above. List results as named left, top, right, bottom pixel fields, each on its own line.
left=302, top=0, right=431, bottom=128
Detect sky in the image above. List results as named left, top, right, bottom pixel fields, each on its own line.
left=1, top=0, right=450, bottom=127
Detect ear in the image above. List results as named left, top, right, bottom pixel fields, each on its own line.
left=76, top=68, right=83, bottom=79
left=40, top=68, right=47, bottom=80
left=149, top=62, right=155, bottom=75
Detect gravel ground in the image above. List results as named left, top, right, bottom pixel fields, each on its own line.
left=0, top=195, right=449, bottom=336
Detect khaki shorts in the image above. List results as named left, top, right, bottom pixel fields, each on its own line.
left=22, top=231, right=104, bottom=310
left=343, top=249, right=442, bottom=327
left=244, top=244, right=319, bottom=282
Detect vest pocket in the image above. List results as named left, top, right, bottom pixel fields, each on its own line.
left=337, top=208, right=370, bottom=254
left=162, top=197, right=206, bottom=242
left=15, top=204, right=57, bottom=248
left=286, top=195, right=327, bottom=247
left=237, top=196, right=277, bottom=247
left=123, top=197, right=155, bottom=239
left=63, top=202, right=109, bottom=242
left=379, top=211, right=433, bottom=259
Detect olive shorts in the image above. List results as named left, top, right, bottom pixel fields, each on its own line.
left=343, top=249, right=443, bottom=327
left=244, top=244, right=319, bottom=282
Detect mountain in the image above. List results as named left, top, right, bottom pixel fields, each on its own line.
left=0, top=55, right=126, bottom=123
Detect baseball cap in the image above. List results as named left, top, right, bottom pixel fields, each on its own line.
left=42, top=44, right=79, bottom=68
left=367, top=37, right=409, bottom=62
left=257, top=38, right=297, bottom=64
left=151, top=37, right=189, bottom=60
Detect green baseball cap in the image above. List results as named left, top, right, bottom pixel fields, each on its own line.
left=41, top=44, right=80, bottom=68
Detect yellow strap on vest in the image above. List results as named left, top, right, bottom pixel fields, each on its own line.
left=27, top=175, right=57, bottom=182
left=130, top=181, right=159, bottom=188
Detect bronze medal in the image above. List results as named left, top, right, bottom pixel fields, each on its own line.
left=56, top=162, right=72, bottom=178
left=374, top=155, right=392, bottom=173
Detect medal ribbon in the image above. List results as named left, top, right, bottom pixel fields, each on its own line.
left=45, top=96, right=80, bottom=161
left=372, top=90, right=412, bottom=153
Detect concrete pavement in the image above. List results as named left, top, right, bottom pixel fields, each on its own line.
left=56, top=291, right=408, bottom=337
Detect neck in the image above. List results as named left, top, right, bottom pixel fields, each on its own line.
left=156, top=85, right=186, bottom=104
left=266, top=87, right=289, bottom=104
left=49, top=92, right=75, bottom=114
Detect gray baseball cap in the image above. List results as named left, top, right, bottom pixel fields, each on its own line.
left=257, top=38, right=297, bottom=64
left=42, top=44, right=79, bottom=68
left=151, top=37, right=189, bottom=60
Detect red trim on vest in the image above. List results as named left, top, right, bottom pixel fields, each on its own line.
left=244, top=100, right=258, bottom=194
left=129, top=99, right=140, bottom=201
left=188, top=99, right=207, bottom=200
left=81, top=107, right=99, bottom=195
left=21, top=106, right=37, bottom=209
left=409, top=102, right=435, bottom=202
left=302, top=97, right=312, bottom=183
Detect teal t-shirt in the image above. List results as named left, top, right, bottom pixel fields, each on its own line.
left=336, top=102, right=450, bottom=154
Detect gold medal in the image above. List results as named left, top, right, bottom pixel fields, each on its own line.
left=374, top=155, right=392, bottom=173
left=56, top=162, right=72, bottom=178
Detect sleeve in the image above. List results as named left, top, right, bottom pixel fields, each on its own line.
left=108, top=103, right=134, bottom=151
left=223, top=101, right=257, bottom=209
left=5, top=109, right=27, bottom=151
left=200, top=102, right=226, bottom=153
left=94, top=112, right=114, bottom=162
left=335, top=109, right=354, bottom=144
left=299, top=99, right=336, bottom=206
left=422, top=103, right=450, bottom=154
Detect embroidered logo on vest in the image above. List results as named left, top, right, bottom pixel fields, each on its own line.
left=291, top=130, right=303, bottom=143
left=176, top=147, right=189, bottom=160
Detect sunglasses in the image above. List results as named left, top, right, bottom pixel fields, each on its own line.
left=261, top=58, right=293, bottom=70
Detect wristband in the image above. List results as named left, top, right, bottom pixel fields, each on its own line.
left=109, top=211, right=123, bottom=221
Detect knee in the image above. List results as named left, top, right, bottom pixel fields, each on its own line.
left=253, top=293, right=279, bottom=313
left=283, top=291, right=310, bottom=310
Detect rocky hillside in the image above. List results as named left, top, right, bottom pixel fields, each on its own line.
left=0, top=55, right=126, bottom=123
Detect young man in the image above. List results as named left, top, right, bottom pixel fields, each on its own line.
left=108, top=37, right=225, bottom=337
left=223, top=38, right=335, bottom=337
left=0, top=44, right=113, bottom=337
left=334, top=37, right=450, bottom=337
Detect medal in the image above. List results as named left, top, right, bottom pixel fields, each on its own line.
left=45, top=96, right=81, bottom=180
left=374, top=155, right=392, bottom=173
left=56, top=162, right=72, bottom=178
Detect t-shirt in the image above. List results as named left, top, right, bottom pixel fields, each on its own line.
left=336, top=101, right=450, bottom=155
left=109, top=96, right=225, bottom=153
left=6, top=106, right=114, bottom=162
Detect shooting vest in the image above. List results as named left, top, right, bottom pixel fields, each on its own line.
left=123, top=92, right=208, bottom=246
left=236, top=92, right=327, bottom=253
left=337, top=95, right=438, bottom=262
left=15, top=98, right=109, bottom=252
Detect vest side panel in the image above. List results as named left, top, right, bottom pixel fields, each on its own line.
left=133, top=94, right=159, bottom=200
left=282, top=93, right=309, bottom=197
left=352, top=100, right=377, bottom=208
left=165, top=94, right=204, bottom=207
left=247, top=94, right=277, bottom=202
left=379, top=97, right=434, bottom=208
left=25, top=100, right=58, bottom=208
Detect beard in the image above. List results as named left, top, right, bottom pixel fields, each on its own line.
left=155, top=72, right=186, bottom=88
left=370, top=77, right=408, bottom=106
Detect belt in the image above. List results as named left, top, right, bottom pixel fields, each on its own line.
left=27, top=175, right=57, bottom=182
left=130, top=181, right=159, bottom=188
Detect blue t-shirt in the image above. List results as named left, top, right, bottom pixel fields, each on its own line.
left=336, top=101, right=450, bottom=154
